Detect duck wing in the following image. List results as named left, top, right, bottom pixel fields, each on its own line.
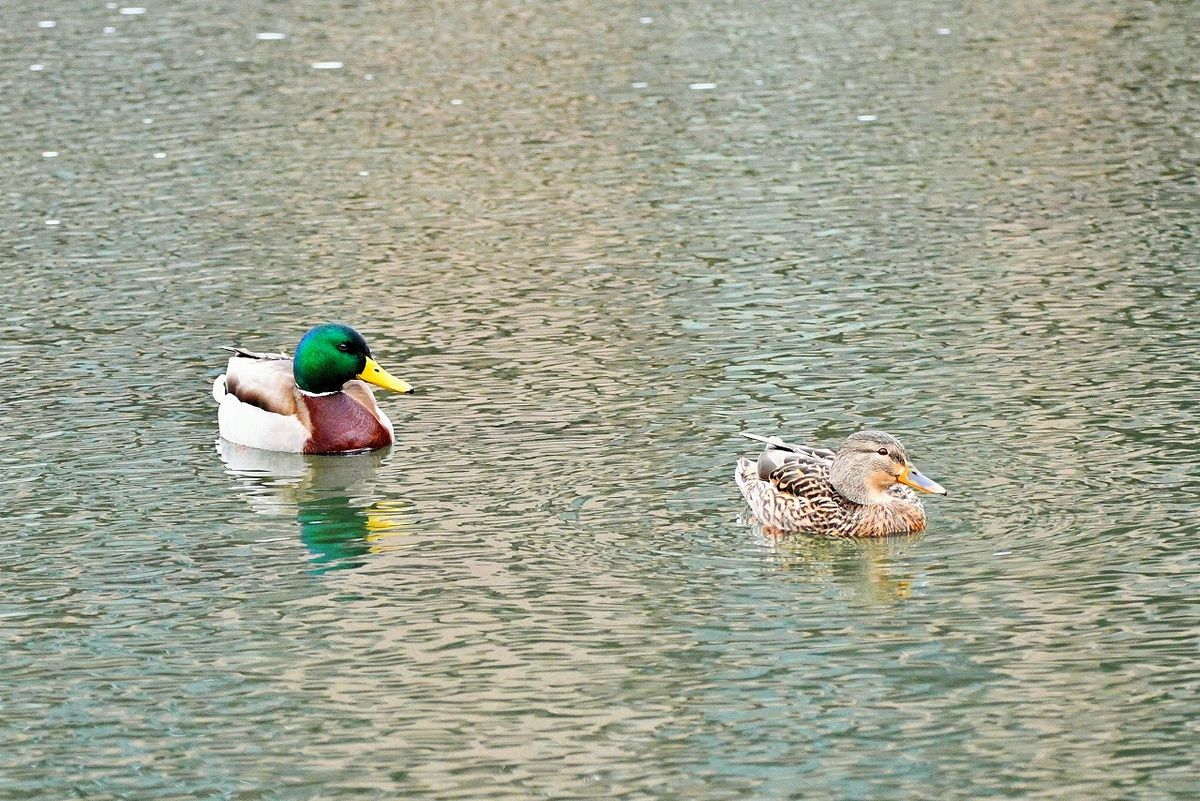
left=740, top=432, right=836, bottom=485
left=768, top=458, right=834, bottom=498
left=222, top=350, right=298, bottom=416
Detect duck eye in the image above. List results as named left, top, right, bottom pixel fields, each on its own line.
left=337, top=342, right=350, bottom=352
left=877, top=448, right=889, bottom=456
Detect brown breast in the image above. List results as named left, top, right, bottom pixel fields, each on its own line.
left=299, top=392, right=393, bottom=454
left=847, top=501, right=927, bottom=537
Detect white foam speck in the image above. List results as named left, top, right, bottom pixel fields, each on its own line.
left=754, top=79, right=763, bottom=85
left=142, top=118, right=153, bottom=124
left=857, top=114, right=877, bottom=122
left=994, top=550, right=1011, bottom=556
left=39, top=20, right=57, bottom=28
left=450, top=98, right=464, bottom=105
left=363, top=74, right=373, bottom=80
left=45, top=219, right=60, bottom=226
left=937, top=27, right=951, bottom=35
left=119, top=7, right=147, bottom=15
left=42, top=151, right=58, bottom=158
left=688, top=82, right=717, bottom=90
left=639, top=16, right=653, bottom=24
left=153, top=152, right=166, bottom=159
left=631, top=81, right=648, bottom=89
left=358, top=170, right=370, bottom=177
left=30, top=64, right=45, bottom=71
left=311, top=61, right=343, bottom=70
left=255, top=32, right=286, bottom=40
left=103, top=26, right=116, bottom=33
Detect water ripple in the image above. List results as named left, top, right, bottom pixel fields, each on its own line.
left=1, top=0, right=1198, bottom=798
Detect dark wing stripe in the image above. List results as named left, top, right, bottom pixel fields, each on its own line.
left=221, top=346, right=290, bottom=360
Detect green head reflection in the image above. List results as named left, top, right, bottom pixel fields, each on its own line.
left=218, top=441, right=411, bottom=574
left=297, top=495, right=408, bottom=572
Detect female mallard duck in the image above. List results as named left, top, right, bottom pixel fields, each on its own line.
left=735, top=430, right=946, bottom=537
left=212, top=323, right=414, bottom=454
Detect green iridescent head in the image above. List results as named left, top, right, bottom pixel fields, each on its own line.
left=292, top=323, right=413, bottom=395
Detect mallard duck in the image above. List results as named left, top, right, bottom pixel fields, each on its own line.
left=212, top=323, right=413, bottom=454
left=734, top=430, right=946, bottom=537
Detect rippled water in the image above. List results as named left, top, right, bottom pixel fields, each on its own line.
left=2, top=0, right=1198, bottom=798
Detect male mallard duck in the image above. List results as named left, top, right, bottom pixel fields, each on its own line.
left=212, top=323, right=414, bottom=454
left=734, top=430, right=946, bottom=537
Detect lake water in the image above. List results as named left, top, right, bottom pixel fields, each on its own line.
left=2, top=1, right=1198, bottom=798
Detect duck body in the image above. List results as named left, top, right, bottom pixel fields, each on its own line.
left=734, top=430, right=946, bottom=537
left=212, top=324, right=412, bottom=455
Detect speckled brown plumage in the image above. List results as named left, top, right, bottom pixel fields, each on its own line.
left=734, top=432, right=936, bottom=537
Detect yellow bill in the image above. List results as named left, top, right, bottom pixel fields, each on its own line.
left=357, top=357, right=414, bottom=394
left=896, top=463, right=947, bottom=495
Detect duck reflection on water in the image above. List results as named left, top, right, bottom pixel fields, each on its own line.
left=217, top=440, right=411, bottom=572
left=743, top=512, right=921, bottom=604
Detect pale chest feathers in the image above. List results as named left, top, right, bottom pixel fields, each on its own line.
left=836, top=491, right=927, bottom=537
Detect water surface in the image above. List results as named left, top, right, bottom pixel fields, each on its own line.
left=1, top=1, right=1198, bottom=798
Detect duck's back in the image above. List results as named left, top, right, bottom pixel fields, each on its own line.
left=736, top=453, right=851, bottom=534
left=221, top=354, right=298, bottom=415
left=214, top=354, right=308, bottom=451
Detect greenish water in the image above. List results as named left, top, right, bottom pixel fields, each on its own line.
left=2, top=0, right=1198, bottom=798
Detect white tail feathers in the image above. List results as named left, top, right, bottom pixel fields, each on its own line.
left=734, top=457, right=757, bottom=499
